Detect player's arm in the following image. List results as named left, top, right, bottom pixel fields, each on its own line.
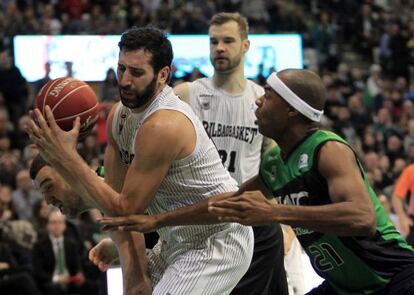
left=209, top=141, right=377, bottom=236
left=103, top=105, right=151, bottom=295
left=391, top=168, right=413, bottom=236
left=173, top=81, right=190, bottom=103
left=98, top=175, right=269, bottom=232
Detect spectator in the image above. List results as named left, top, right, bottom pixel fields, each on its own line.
left=12, top=169, right=42, bottom=220
left=32, top=209, right=97, bottom=295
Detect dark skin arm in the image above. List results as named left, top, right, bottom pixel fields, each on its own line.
left=208, top=141, right=377, bottom=236
left=98, top=175, right=268, bottom=232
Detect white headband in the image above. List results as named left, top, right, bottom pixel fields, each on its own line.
left=267, top=72, right=323, bottom=122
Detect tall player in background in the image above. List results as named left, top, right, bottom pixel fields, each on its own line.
left=174, top=12, right=288, bottom=294
left=27, top=26, right=253, bottom=295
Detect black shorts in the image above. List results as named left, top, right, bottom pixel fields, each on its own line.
left=305, top=281, right=337, bottom=295
left=306, top=264, right=414, bottom=295
left=231, top=223, right=288, bottom=295
left=384, top=264, right=414, bottom=295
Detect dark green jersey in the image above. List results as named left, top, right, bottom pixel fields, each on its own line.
left=260, top=130, right=414, bottom=295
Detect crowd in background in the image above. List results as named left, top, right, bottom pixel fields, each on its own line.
left=1, top=0, right=414, bottom=294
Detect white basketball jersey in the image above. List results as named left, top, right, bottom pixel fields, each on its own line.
left=188, top=78, right=264, bottom=184
left=112, top=86, right=254, bottom=294
left=111, top=85, right=240, bottom=244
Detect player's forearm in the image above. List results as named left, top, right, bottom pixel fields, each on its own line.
left=52, top=152, right=123, bottom=215
left=114, top=232, right=151, bottom=295
left=392, top=196, right=408, bottom=220
left=156, top=192, right=237, bottom=228
left=273, top=202, right=376, bottom=236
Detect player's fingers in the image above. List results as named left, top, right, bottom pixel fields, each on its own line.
left=208, top=206, right=243, bottom=217
left=98, top=216, right=137, bottom=226
left=209, top=199, right=247, bottom=210
left=44, top=105, right=60, bottom=130
left=33, top=108, right=49, bottom=130
left=72, top=116, right=81, bottom=132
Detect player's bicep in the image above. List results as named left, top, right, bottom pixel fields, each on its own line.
left=318, top=141, right=371, bottom=204
left=119, top=113, right=185, bottom=214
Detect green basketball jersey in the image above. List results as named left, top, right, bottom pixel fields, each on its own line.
left=260, top=130, right=414, bottom=295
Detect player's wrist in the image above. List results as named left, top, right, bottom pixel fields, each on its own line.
left=153, top=213, right=164, bottom=230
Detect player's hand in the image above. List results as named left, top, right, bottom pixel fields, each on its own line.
left=98, top=214, right=159, bottom=233
left=208, top=191, right=276, bottom=226
left=26, top=106, right=80, bottom=164
left=399, top=215, right=413, bottom=237
left=88, top=238, right=118, bottom=272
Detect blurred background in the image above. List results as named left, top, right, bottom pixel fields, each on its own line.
left=0, top=0, right=414, bottom=294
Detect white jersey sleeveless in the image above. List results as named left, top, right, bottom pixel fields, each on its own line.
left=188, top=78, right=264, bottom=184
left=111, top=85, right=253, bottom=294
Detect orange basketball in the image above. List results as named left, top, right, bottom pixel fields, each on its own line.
left=36, top=77, right=99, bottom=138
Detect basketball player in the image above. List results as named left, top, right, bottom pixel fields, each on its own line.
left=206, top=69, right=414, bottom=294
left=27, top=26, right=253, bottom=295
left=174, top=12, right=288, bottom=295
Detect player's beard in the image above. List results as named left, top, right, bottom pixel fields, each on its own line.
left=119, top=75, right=158, bottom=109
left=211, top=51, right=243, bottom=73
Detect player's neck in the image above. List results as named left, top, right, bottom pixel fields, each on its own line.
left=213, top=67, right=246, bottom=94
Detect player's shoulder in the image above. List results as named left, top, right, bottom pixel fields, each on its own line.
left=141, top=109, right=190, bottom=133
left=246, top=79, right=264, bottom=96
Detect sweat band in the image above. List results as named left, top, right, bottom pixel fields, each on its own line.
left=267, top=72, right=324, bottom=122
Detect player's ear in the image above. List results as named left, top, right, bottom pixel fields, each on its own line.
left=242, top=39, right=250, bottom=54
left=287, top=105, right=299, bottom=118
left=158, top=66, right=170, bottom=84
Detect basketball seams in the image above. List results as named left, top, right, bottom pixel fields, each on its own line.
left=36, top=77, right=99, bottom=134
left=55, top=102, right=99, bottom=122
left=51, top=84, right=90, bottom=113
left=42, top=78, right=64, bottom=113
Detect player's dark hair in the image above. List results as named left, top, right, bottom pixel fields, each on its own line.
left=29, top=154, right=49, bottom=180
left=118, top=26, right=173, bottom=73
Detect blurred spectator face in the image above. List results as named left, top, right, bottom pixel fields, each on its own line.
left=34, top=166, right=85, bottom=218
left=209, top=20, right=248, bottom=73
left=348, top=95, right=362, bottom=111
left=401, top=100, right=414, bottom=116
left=379, top=155, right=390, bottom=171
left=337, top=106, right=350, bottom=121
left=387, top=135, right=402, bottom=152
left=0, top=185, right=12, bottom=204
left=47, top=210, right=66, bottom=238
left=363, top=131, right=376, bottom=147
left=16, top=169, right=33, bottom=192
left=377, top=108, right=391, bottom=124
left=337, top=63, right=349, bottom=77
left=395, top=77, right=407, bottom=91
left=0, top=136, right=10, bottom=153
left=0, top=152, right=18, bottom=170
left=364, top=151, right=379, bottom=171
left=393, top=158, right=407, bottom=175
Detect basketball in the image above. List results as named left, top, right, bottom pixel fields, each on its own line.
left=35, top=77, right=99, bottom=138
